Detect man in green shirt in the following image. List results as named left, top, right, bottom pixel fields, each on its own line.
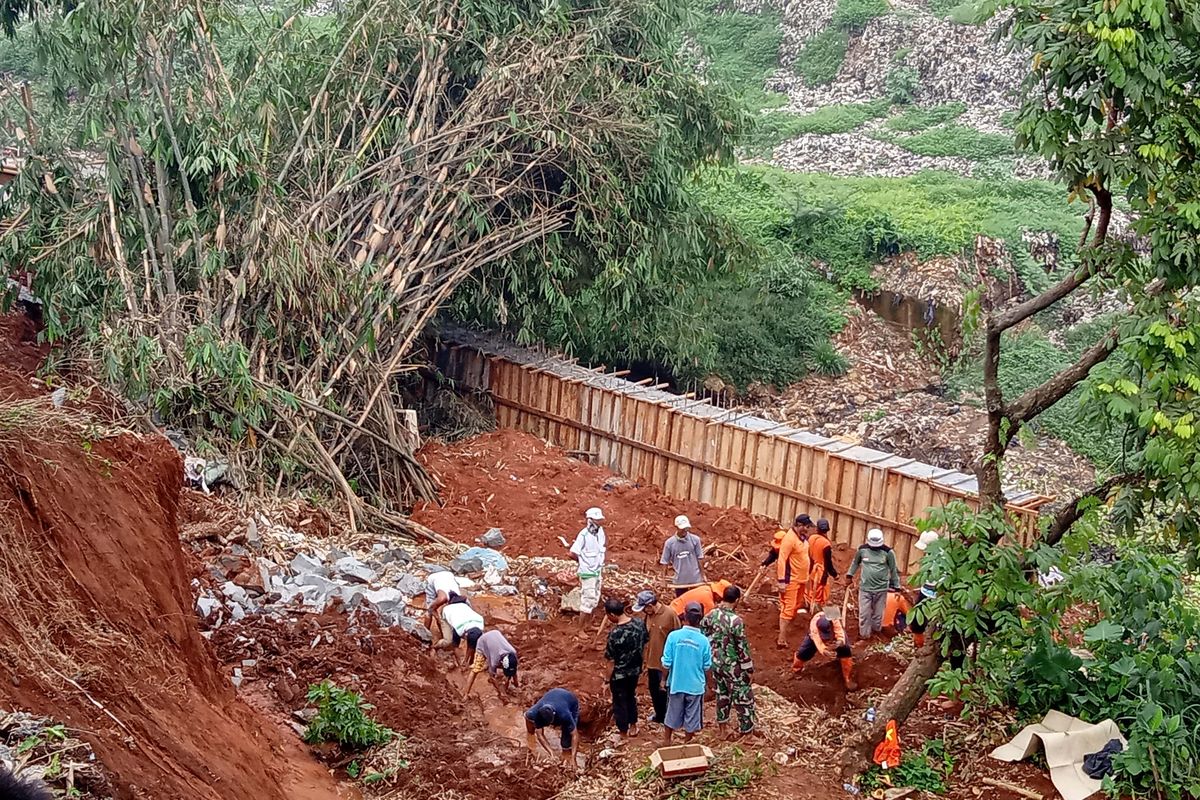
left=846, top=528, right=901, bottom=640
left=700, top=584, right=757, bottom=739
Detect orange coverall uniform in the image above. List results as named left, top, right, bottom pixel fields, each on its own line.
left=776, top=529, right=809, bottom=621
left=883, top=591, right=913, bottom=632
left=670, top=580, right=731, bottom=618
left=807, top=532, right=837, bottom=607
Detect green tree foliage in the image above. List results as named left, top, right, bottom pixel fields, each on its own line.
left=1, top=0, right=742, bottom=522
left=1000, top=0, right=1200, bottom=552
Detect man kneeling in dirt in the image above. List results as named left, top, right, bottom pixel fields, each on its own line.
left=464, top=629, right=519, bottom=696
left=525, top=688, right=579, bottom=769
left=434, top=593, right=484, bottom=667
left=792, top=609, right=858, bottom=691
left=423, top=568, right=463, bottom=632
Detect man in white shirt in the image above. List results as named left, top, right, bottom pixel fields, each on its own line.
left=569, top=507, right=607, bottom=627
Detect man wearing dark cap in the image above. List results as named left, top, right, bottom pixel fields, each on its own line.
left=525, top=687, right=580, bottom=768
left=792, top=609, right=857, bottom=690
left=660, top=601, right=712, bottom=744
left=634, top=589, right=679, bottom=726
left=464, top=628, right=519, bottom=696
left=603, top=597, right=648, bottom=740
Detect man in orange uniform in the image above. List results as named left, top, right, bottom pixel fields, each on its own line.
left=670, top=580, right=732, bottom=619
left=807, top=518, right=839, bottom=609
left=792, top=609, right=857, bottom=690
left=775, top=515, right=812, bottom=648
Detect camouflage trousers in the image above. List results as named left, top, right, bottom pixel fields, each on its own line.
left=713, top=671, right=757, bottom=734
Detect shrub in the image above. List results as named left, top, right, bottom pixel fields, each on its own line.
left=928, top=0, right=980, bottom=20
left=303, top=682, right=395, bottom=751
left=793, top=27, right=850, bottom=86
left=831, top=0, right=889, bottom=31
left=885, top=102, right=967, bottom=132
left=890, top=124, right=1014, bottom=160
left=885, top=65, right=921, bottom=105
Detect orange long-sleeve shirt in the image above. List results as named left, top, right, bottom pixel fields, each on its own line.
left=810, top=613, right=847, bottom=657
left=776, top=529, right=810, bottom=585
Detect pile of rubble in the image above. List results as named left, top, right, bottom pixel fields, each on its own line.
left=0, top=711, right=112, bottom=799
left=192, top=514, right=526, bottom=649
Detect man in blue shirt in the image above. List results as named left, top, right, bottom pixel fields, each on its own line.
left=525, top=688, right=580, bottom=768
left=660, top=601, right=713, bottom=743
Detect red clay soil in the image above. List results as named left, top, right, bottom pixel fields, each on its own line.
left=414, top=430, right=904, bottom=715
left=0, top=426, right=345, bottom=799
left=0, top=312, right=46, bottom=399
left=210, top=611, right=580, bottom=800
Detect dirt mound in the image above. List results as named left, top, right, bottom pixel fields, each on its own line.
left=414, top=429, right=905, bottom=717
left=211, top=612, right=572, bottom=800
left=413, top=429, right=796, bottom=587
left=0, top=412, right=343, bottom=799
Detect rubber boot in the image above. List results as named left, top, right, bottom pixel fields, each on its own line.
left=913, top=632, right=926, bottom=649
left=791, top=654, right=806, bottom=674
left=840, top=657, right=858, bottom=691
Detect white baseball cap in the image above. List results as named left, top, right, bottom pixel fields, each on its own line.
left=674, top=515, right=691, bottom=530
left=585, top=507, right=605, bottom=521
left=867, top=528, right=885, bottom=546
left=915, top=530, right=940, bottom=551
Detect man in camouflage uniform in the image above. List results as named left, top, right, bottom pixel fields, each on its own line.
left=700, top=583, right=757, bottom=738
left=603, top=597, right=648, bottom=739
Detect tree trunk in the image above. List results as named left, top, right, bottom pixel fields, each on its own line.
left=838, top=646, right=943, bottom=777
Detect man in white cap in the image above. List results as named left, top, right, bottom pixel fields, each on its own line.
left=660, top=515, right=705, bottom=597
left=845, top=528, right=901, bottom=640
left=569, top=507, right=607, bottom=626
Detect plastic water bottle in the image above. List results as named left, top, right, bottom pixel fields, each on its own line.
left=865, top=706, right=876, bottom=723
left=843, top=783, right=861, bottom=795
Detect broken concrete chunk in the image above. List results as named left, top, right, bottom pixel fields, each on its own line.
left=327, top=547, right=349, bottom=563
left=196, top=596, right=221, bottom=618
left=338, top=585, right=366, bottom=609
left=361, top=587, right=406, bottom=618
left=290, top=552, right=327, bottom=577
left=478, top=528, right=506, bottom=548
left=221, top=581, right=249, bottom=605
left=450, top=555, right=484, bottom=575
left=394, top=574, right=425, bottom=597
left=378, top=548, right=413, bottom=565
left=333, top=556, right=377, bottom=585
left=398, top=615, right=434, bottom=644
left=491, top=585, right=518, bottom=597
left=246, top=518, right=262, bottom=550
left=295, top=573, right=339, bottom=592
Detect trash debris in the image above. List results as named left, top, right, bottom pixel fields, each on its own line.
left=478, top=527, right=506, bottom=548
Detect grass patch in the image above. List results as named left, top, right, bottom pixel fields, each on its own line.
left=689, top=3, right=788, bottom=112
left=793, top=0, right=888, bottom=86
left=882, top=124, right=1014, bottom=160
left=701, top=165, right=1085, bottom=293
left=793, top=27, right=850, bottom=86
left=770, top=99, right=891, bottom=137
left=885, top=102, right=968, bottom=132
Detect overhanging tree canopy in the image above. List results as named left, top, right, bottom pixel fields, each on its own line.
left=0, top=0, right=742, bottom=534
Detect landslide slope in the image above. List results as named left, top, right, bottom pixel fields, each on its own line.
left=0, top=331, right=342, bottom=798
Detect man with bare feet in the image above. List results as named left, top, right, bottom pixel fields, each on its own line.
left=700, top=584, right=757, bottom=739
left=661, top=602, right=712, bottom=744
left=525, top=688, right=580, bottom=769
left=603, top=597, right=648, bottom=742
left=464, top=628, right=519, bottom=696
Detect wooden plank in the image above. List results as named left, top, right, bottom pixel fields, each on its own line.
left=696, top=417, right=719, bottom=504
left=750, top=433, right=775, bottom=516
left=712, top=426, right=733, bottom=508
left=838, top=458, right=860, bottom=551
left=766, top=436, right=789, bottom=522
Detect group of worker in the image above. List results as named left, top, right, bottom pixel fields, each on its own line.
left=426, top=506, right=940, bottom=766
